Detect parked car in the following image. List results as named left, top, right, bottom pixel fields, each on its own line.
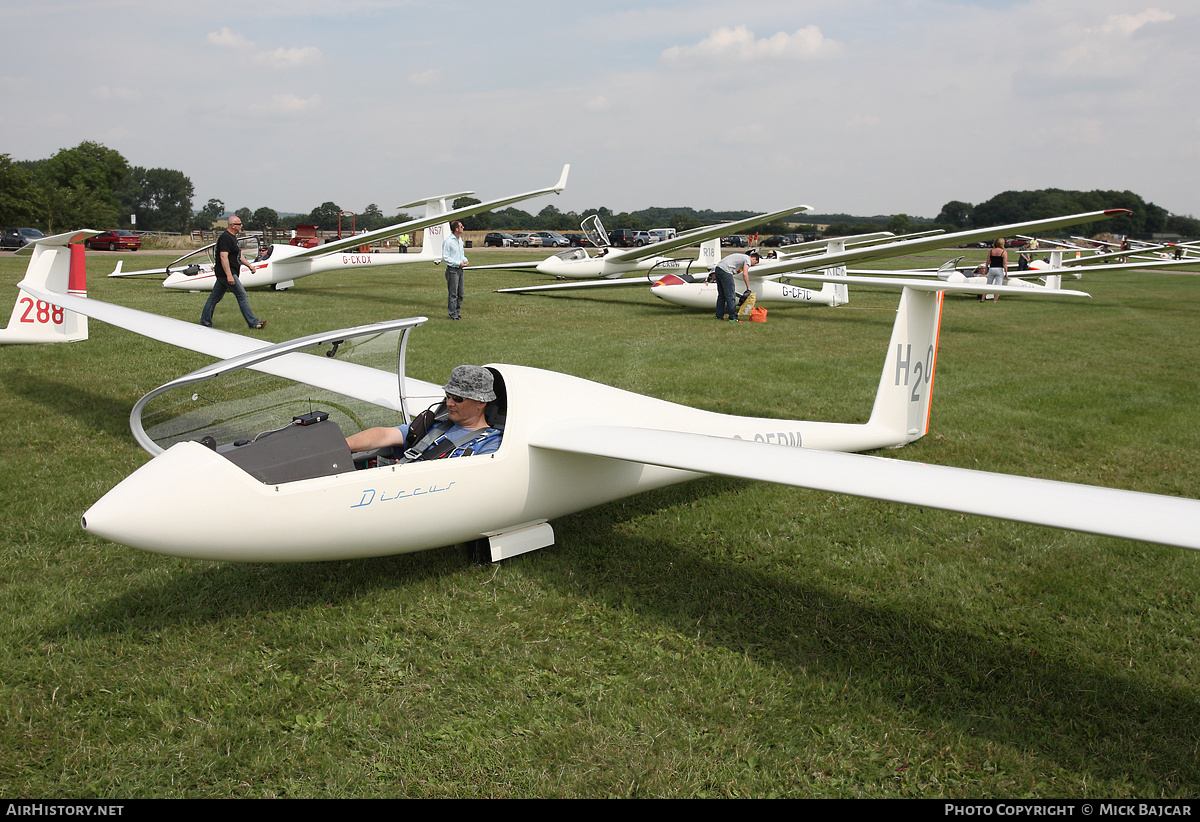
left=562, top=233, right=591, bottom=247
left=608, top=229, right=638, bottom=247
left=86, top=230, right=143, bottom=251
left=721, top=235, right=749, bottom=247
left=536, top=231, right=571, bottom=248
left=648, top=228, right=677, bottom=243
left=609, top=229, right=653, bottom=247
left=511, top=232, right=543, bottom=248
left=484, top=232, right=515, bottom=247
left=0, top=227, right=46, bottom=249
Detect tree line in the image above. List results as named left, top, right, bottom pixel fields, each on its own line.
left=2, top=141, right=1195, bottom=239
left=934, top=190, right=1200, bottom=239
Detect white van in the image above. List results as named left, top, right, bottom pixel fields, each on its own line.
left=648, top=228, right=677, bottom=243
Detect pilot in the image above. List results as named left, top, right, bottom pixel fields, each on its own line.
left=346, top=365, right=502, bottom=462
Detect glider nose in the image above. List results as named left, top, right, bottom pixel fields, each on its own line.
left=80, top=442, right=255, bottom=559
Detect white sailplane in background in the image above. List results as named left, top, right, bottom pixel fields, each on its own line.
left=11, top=217, right=1200, bottom=564
left=473, top=205, right=812, bottom=281
left=497, top=210, right=1136, bottom=311
left=108, top=166, right=570, bottom=292
left=875, top=244, right=1200, bottom=296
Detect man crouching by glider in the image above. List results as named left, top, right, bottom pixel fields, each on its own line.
left=347, top=365, right=502, bottom=463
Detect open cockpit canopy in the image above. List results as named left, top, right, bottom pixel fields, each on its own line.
left=131, top=318, right=435, bottom=456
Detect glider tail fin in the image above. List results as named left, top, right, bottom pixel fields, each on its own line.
left=1, top=236, right=89, bottom=344
left=822, top=263, right=850, bottom=306
left=699, top=238, right=720, bottom=270
left=422, top=197, right=452, bottom=259
left=865, top=286, right=943, bottom=445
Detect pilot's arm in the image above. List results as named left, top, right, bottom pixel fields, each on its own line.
left=347, top=426, right=407, bottom=453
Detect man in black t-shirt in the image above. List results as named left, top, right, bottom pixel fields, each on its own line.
left=200, top=217, right=266, bottom=329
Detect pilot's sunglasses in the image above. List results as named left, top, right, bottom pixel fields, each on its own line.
left=445, top=393, right=466, bottom=404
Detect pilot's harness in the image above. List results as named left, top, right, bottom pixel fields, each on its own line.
left=391, top=403, right=499, bottom=464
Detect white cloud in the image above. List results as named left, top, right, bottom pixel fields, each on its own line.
left=1091, top=8, right=1175, bottom=36
left=255, top=45, right=322, bottom=69
left=585, top=95, right=611, bottom=112
left=93, top=86, right=142, bottom=102
left=206, top=27, right=253, bottom=50
left=846, top=114, right=881, bottom=131
left=408, top=69, right=441, bottom=87
left=270, top=93, right=322, bottom=113
left=661, top=24, right=839, bottom=66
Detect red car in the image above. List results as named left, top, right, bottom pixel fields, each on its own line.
left=87, top=230, right=142, bottom=251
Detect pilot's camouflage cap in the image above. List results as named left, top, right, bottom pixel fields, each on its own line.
left=444, top=365, right=496, bottom=403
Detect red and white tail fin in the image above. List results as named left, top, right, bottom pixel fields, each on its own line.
left=1, top=230, right=94, bottom=344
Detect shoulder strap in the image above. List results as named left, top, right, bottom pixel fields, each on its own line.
left=396, top=423, right=498, bottom=464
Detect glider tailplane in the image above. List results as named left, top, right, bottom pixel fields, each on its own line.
left=865, top=286, right=943, bottom=445
left=2, top=240, right=88, bottom=344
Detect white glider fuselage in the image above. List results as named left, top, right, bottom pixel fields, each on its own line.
left=80, top=365, right=901, bottom=562
left=80, top=290, right=939, bottom=563
left=534, top=250, right=701, bottom=280
left=160, top=240, right=441, bottom=291
left=649, top=271, right=848, bottom=309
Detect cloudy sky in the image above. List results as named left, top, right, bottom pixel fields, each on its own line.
left=3, top=0, right=1196, bottom=220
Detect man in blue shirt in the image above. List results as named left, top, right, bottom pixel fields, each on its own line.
left=442, top=221, right=468, bottom=319
left=346, top=365, right=502, bottom=461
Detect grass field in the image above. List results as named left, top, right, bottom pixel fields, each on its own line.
left=1, top=245, right=1198, bottom=798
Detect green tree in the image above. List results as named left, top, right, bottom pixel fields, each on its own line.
left=1166, top=214, right=1200, bottom=238
left=887, top=214, right=912, bottom=235
left=31, top=141, right=130, bottom=231
left=453, top=196, right=489, bottom=231
left=39, top=141, right=128, bottom=201
left=33, top=181, right=119, bottom=233
left=489, top=207, right=533, bottom=230
left=308, top=201, right=342, bottom=230
left=193, top=198, right=225, bottom=231
left=670, top=212, right=700, bottom=232
left=359, top=203, right=386, bottom=231
left=0, top=154, right=38, bottom=226
left=249, top=207, right=279, bottom=231
left=118, top=167, right=194, bottom=233
left=935, top=200, right=974, bottom=229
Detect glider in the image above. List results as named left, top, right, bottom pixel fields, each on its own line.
left=473, top=205, right=812, bottom=281
left=109, top=165, right=570, bottom=291
left=12, top=228, right=1200, bottom=563
left=497, top=210, right=1137, bottom=312
left=870, top=245, right=1200, bottom=295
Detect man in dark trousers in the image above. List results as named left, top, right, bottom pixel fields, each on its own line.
left=200, top=217, right=266, bottom=329
left=442, top=221, right=468, bottom=320
left=712, top=249, right=758, bottom=322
